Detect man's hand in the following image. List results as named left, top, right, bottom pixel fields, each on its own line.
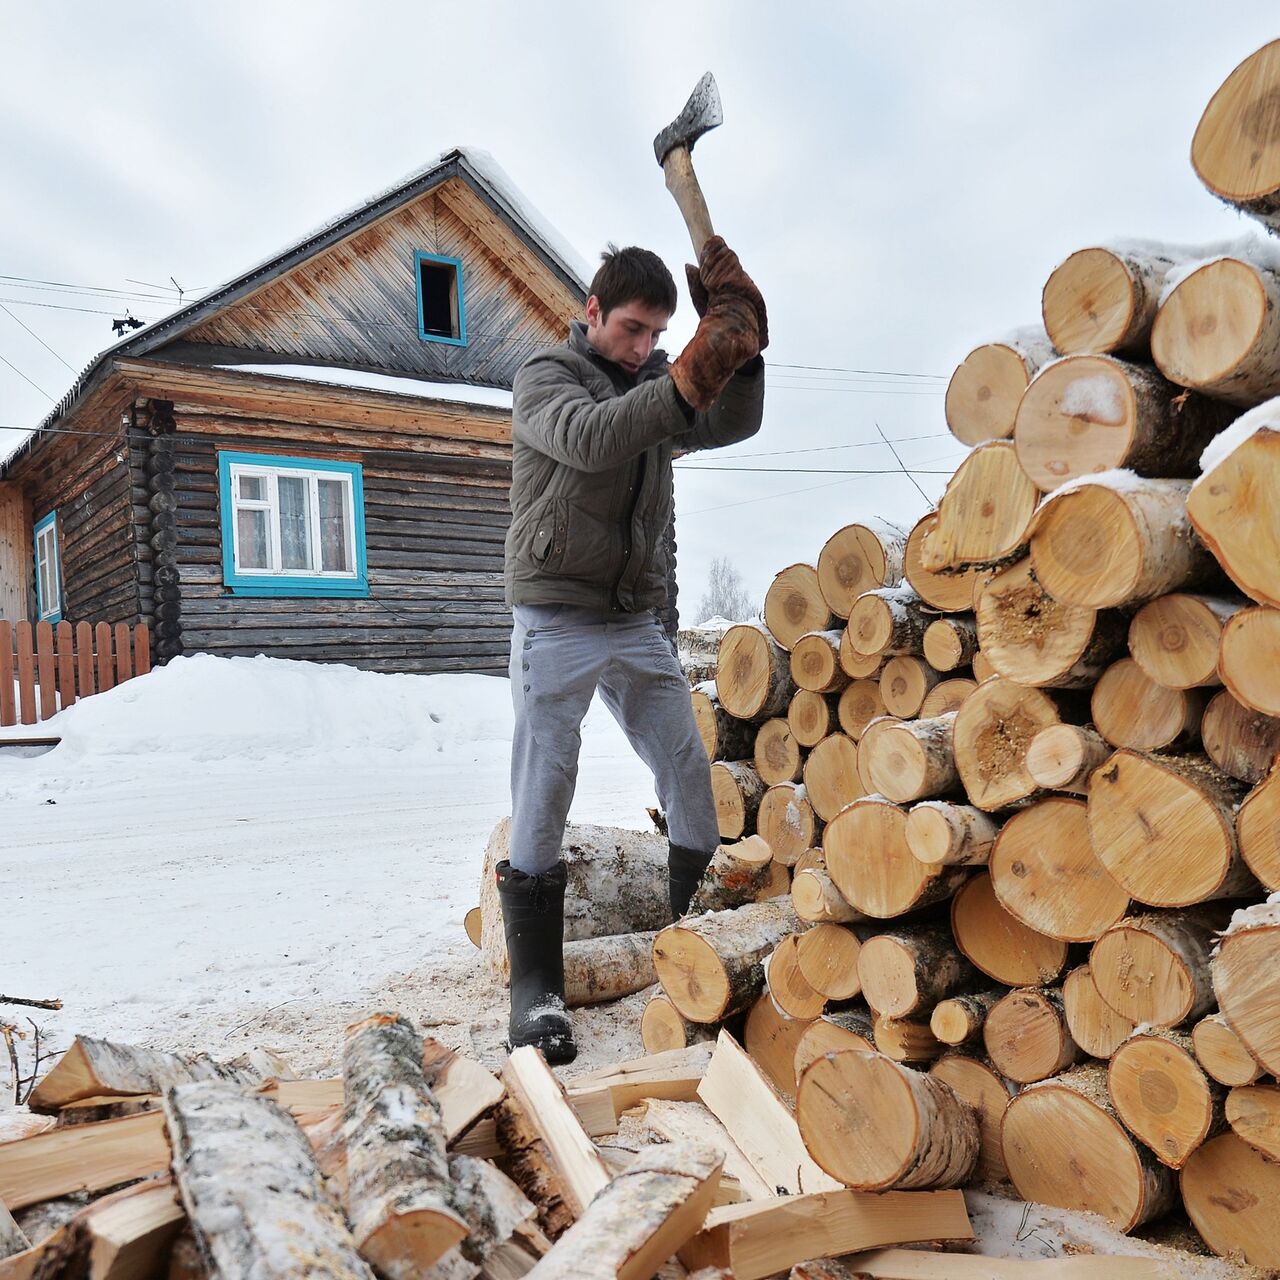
left=669, top=291, right=760, bottom=412
left=685, top=236, right=769, bottom=351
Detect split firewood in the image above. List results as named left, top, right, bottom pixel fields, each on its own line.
left=904, top=513, right=983, bottom=612
left=716, top=623, right=796, bottom=720
left=753, top=719, right=802, bottom=786
left=846, top=587, right=932, bottom=658
left=857, top=926, right=975, bottom=1020
left=904, top=801, right=999, bottom=867
left=1224, top=1082, right=1280, bottom=1161
left=982, top=988, right=1080, bottom=1085
left=928, top=991, right=1003, bottom=1049
left=950, top=872, right=1070, bottom=989
left=55, top=1094, right=162, bottom=1127
left=860, top=713, right=958, bottom=805
left=764, top=565, right=835, bottom=651
left=816, top=520, right=909, bottom=618
left=1061, top=965, right=1135, bottom=1060
left=800, top=732, right=864, bottom=822
left=1192, top=1012, right=1265, bottom=1087
left=944, top=329, right=1056, bottom=445
left=798, top=1248, right=1167, bottom=1277
left=1181, top=1131, right=1280, bottom=1268
left=691, top=684, right=755, bottom=762
left=836, top=678, right=886, bottom=740
left=0, top=1198, right=28, bottom=1260
left=342, top=1013, right=470, bottom=1277
left=688, top=835, right=773, bottom=915
left=787, top=690, right=841, bottom=749
left=1211, top=899, right=1280, bottom=1076
left=711, top=761, right=767, bottom=839
left=793, top=1010, right=876, bottom=1078
left=1219, top=604, right=1280, bottom=717
left=573, top=1045, right=714, bottom=1115
left=796, top=1050, right=978, bottom=1190
left=755, top=782, right=822, bottom=866
left=1201, top=688, right=1280, bottom=784
left=927, top=1053, right=1017, bottom=1182
left=793, top=923, right=864, bottom=1002
left=922, top=442, right=1038, bottom=571
left=641, top=1099, right=774, bottom=1203
left=742, top=995, right=812, bottom=1103
left=789, top=630, right=849, bottom=694
left=1128, top=592, right=1242, bottom=690
left=1023, top=724, right=1111, bottom=795
left=1001, top=1064, right=1178, bottom=1232
left=640, top=994, right=719, bottom=1055
left=1090, top=658, right=1206, bottom=752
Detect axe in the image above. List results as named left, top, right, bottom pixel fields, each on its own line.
left=653, top=71, right=723, bottom=257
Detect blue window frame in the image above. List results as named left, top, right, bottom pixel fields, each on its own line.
left=414, top=251, right=467, bottom=346
left=33, top=511, right=62, bottom=622
left=217, top=451, right=369, bottom=597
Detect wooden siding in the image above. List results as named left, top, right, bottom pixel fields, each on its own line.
left=0, top=482, right=32, bottom=624
left=181, top=178, right=574, bottom=388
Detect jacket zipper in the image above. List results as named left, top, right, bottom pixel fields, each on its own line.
left=613, top=451, right=647, bottom=610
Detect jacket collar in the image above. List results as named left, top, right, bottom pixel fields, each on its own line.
left=568, top=319, right=668, bottom=380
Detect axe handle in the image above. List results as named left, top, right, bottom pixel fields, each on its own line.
left=662, top=146, right=715, bottom=256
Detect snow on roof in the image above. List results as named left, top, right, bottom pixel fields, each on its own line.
left=213, top=363, right=514, bottom=410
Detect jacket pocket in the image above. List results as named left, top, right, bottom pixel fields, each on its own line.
left=529, top=498, right=569, bottom=571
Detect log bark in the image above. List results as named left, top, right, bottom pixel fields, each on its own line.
left=756, top=782, right=821, bottom=867
left=1013, top=353, right=1234, bottom=491
left=1211, top=901, right=1280, bottom=1075
left=976, top=559, right=1126, bottom=689
left=982, top=988, right=1080, bottom=1084
left=342, top=1013, right=469, bottom=1277
left=791, top=868, right=865, bottom=925
left=904, top=513, right=982, bottom=612
left=922, top=616, right=979, bottom=673
left=164, top=1080, right=376, bottom=1280
left=523, top=1142, right=722, bottom=1280
left=1091, top=906, right=1230, bottom=1028
left=1091, top=658, right=1206, bottom=752
left=857, top=926, right=975, bottom=1019
left=795, top=1051, right=979, bottom=1190
left=878, top=656, right=941, bottom=720
left=1225, top=1082, right=1280, bottom=1159
left=1201, top=688, right=1280, bottom=783
left=562, top=933, right=659, bottom=1007
left=835, top=678, right=886, bottom=740
left=1181, top=1132, right=1280, bottom=1268
left=919, top=677, right=977, bottom=718
left=752, top=719, right=802, bottom=787
left=764, top=934, right=829, bottom=1021
left=689, top=834, right=773, bottom=915
left=787, top=690, right=840, bottom=749
left=824, top=797, right=968, bottom=919
left=652, top=900, right=802, bottom=1023
left=793, top=1010, right=876, bottom=1078
left=989, top=796, right=1129, bottom=942
left=1001, top=1064, right=1177, bottom=1232
left=794, top=924, right=864, bottom=1001
left=640, top=994, right=720, bottom=1055
left=1220, top=605, right=1280, bottom=717
left=1238, top=767, right=1280, bottom=889
left=716, top=623, right=796, bottom=721
left=950, top=871, right=1070, bottom=988
left=788, top=630, right=849, bottom=694
left=764, top=565, right=835, bottom=652
left=1062, top=964, right=1135, bottom=1060
left=1129, top=593, right=1242, bottom=691
left=929, top=991, right=1003, bottom=1048
left=1086, top=750, right=1254, bottom=906
left=846, top=587, right=932, bottom=659
left=800, top=733, right=864, bottom=822
left=1024, top=724, right=1112, bottom=794
left=927, top=1054, right=1018, bottom=1182
left=710, top=761, right=767, bottom=840
left=1192, top=1012, right=1265, bottom=1087
left=861, top=713, right=959, bottom=805
left=945, top=329, right=1056, bottom=445
left=904, top=801, right=1000, bottom=867
left=1108, top=1029, right=1226, bottom=1169
left=816, top=520, right=908, bottom=618
left=691, top=684, right=755, bottom=762
left=922, top=442, right=1039, bottom=571
left=432, top=1153, right=547, bottom=1280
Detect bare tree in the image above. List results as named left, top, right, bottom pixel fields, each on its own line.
left=696, top=557, right=756, bottom=625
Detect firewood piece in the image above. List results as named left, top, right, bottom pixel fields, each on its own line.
left=1181, top=1131, right=1280, bottom=1268
left=789, top=631, right=849, bottom=694
left=497, top=1047, right=611, bottom=1240
left=824, top=797, right=968, bottom=919
left=716, top=623, right=796, bottom=721
left=873, top=1015, right=946, bottom=1066
left=562, top=934, right=659, bottom=1007
left=921, top=616, right=979, bottom=674
left=945, top=330, right=1056, bottom=445
left=1086, top=750, right=1254, bottom=906
left=164, top=1080, right=375, bottom=1279
left=653, top=900, right=802, bottom=1023
left=1062, top=964, right=1135, bottom=1060
left=1024, top=724, right=1112, bottom=794
left=839, top=629, right=888, bottom=680
left=756, top=782, right=821, bottom=866
left=1, top=1199, right=28, bottom=1260
left=794, top=924, right=864, bottom=1001
left=1211, top=900, right=1280, bottom=1074
left=1042, top=245, right=1187, bottom=356
left=977, top=559, right=1126, bottom=689
left=928, top=1054, right=1018, bottom=1183
left=989, top=796, right=1128, bottom=942
left=1004, top=1069, right=1179, bottom=1230
left=1220, top=605, right=1280, bottom=716
left=1202, top=689, right=1280, bottom=783
left=698, top=1031, right=841, bottom=1195
left=861, top=714, right=958, bottom=805
left=752, top=719, right=802, bottom=787
left=950, top=872, right=1069, bottom=987
left=836, top=679, right=886, bottom=740
left=1129, top=594, right=1242, bottom=690
left=982, top=988, right=1080, bottom=1084
left=691, top=684, right=755, bottom=762
left=919, top=678, right=977, bottom=718
left=1187, top=402, right=1280, bottom=609
left=574, top=1045, right=715, bottom=1114
left=523, top=1141, right=721, bottom=1280
left=971, top=650, right=996, bottom=682
left=641, top=1098, right=774, bottom=1202
left=342, top=1014, right=468, bottom=1276
left=791, top=868, right=864, bottom=925
left=1090, top=907, right=1228, bottom=1028
left=432, top=1153, right=546, bottom=1280
left=682, top=1187, right=971, bottom=1280
left=742, top=995, right=812, bottom=1103
left=1029, top=474, right=1218, bottom=610
left=793, top=1010, right=877, bottom=1078
left=27, top=1036, right=266, bottom=1114
left=765, top=565, right=835, bottom=652
left=463, top=908, right=483, bottom=949
left=847, top=587, right=934, bottom=660
left=1238, top=769, right=1280, bottom=892
left=878, top=657, right=940, bottom=720
left=801, top=733, right=864, bottom=822
left=905, top=513, right=983, bottom=612
left=816, top=521, right=909, bottom=618
left=928, top=991, right=1003, bottom=1048
left=688, top=834, right=773, bottom=916
left=1225, top=1082, right=1280, bottom=1159
left=1108, top=1029, right=1225, bottom=1169
left=1091, top=658, right=1206, bottom=752
left=793, top=1251, right=1167, bottom=1278
left=858, top=927, right=975, bottom=1020
left=710, top=761, right=767, bottom=840
left=787, top=690, right=840, bottom=750
left=640, top=994, right=719, bottom=1055
left=905, top=801, right=999, bottom=867
left=923, top=442, right=1038, bottom=570
left=1014, top=354, right=1233, bottom=491
left=765, top=935, right=828, bottom=1021
left=796, top=1051, right=978, bottom=1190
left=953, top=677, right=1065, bottom=810
left=1193, top=1012, right=1265, bottom=1087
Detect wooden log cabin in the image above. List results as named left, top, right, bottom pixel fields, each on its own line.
left=0, top=148, right=595, bottom=673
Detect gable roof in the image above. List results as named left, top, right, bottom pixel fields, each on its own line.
left=4, top=147, right=587, bottom=470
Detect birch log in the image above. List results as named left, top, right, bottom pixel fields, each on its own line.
left=846, top=587, right=932, bottom=659
left=816, top=520, right=908, bottom=618
left=904, top=801, right=1000, bottom=867
left=905, top=513, right=982, bottom=612
left=928, top=1054, right=1018, bottom=1182
left=788, top=690, right=840, bottom=749
left=1091, top=658, right=1206, bottom=752
left=1182, top=1132, right=1280, bottom=1269
left=756, top=782, right=821, bottom=866
left=1211, top=900, right=1280, bottom=1075
left=716, top=623, right=796, bottom=721
left=711, top=761, right=767, bottom=840
left=793, top=1010, right=877, bottom=1077
left=1201, top=688, right=1280, bottom=783
left=789, top=630, right=849, bottom=694
left=1024, top=724, right=1112, bottom=794
left=878, top=656, right=942, bottom=718
left=764, top=565, right=835, bottom=652
left=922, top=442, right=1039, bottom=571
left=1238, top=767, right=1280, bottom=889
left=836, top=679, right=886, bottom=740
left=753, top=719, right=802, bottom=786
left=981, top=988, right=1080, bottom=1084
left=950, top=871, right=1070, bottom=988
left=801, top=732, right=864, bottom=822
left=945, top=329, right=1056, bottom=445
left=1062, top=964, right=1136, bottom=1060
left=794, top=924, right=864, bottom=1001
left=1192, top=1012, right=1265, bottom=1087
left=1220, top=605, right=1280, bottom=717
left=1128, top=593, right=1242, bottom=690
left=691, top=684, right=755, bottom=762
left=920, top=676, right=978, bottom=716
left=689, top=835, right=773, bottom=915
left=860, top=713, right=958, bottom=804
left=922, top=615, right=979, bottom=672
left=929, top=991, right=1003, bottom=1048
left=856, top=926, right=975, bottom=1019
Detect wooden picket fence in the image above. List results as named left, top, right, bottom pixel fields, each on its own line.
left=0, top=619, right=151, bottom=727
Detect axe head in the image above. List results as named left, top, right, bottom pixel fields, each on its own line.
left=653, top=71, right=723, bottom=165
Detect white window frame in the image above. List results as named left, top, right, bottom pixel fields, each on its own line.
left=34, top=512, right=61, bottom=622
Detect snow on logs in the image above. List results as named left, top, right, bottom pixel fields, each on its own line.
left=945, top=328, right=1057, bottom=445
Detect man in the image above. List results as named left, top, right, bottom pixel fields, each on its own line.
left=497, top=236, right=767, bottom=1063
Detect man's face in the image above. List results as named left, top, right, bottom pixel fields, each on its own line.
left=584, top=296, right=672, bottom=375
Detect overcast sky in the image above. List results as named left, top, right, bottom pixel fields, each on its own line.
left=2, top=3, right=1277, bottom=619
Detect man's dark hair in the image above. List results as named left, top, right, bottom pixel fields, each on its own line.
left=588, top=244, right=677, bottom=319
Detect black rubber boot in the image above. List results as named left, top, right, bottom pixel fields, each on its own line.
left=495, top=859, right=577, bottom=1065
left=668, top=841, right=716, bottom=920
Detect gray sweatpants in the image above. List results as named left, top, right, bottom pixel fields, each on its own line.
left=508, top=602, right=720, bottom=874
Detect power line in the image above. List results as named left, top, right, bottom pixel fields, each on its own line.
left=0, top=303, right=77, bottom=372
left=681, top=431, right=951, bottom=462
left=674, top=464, right=954, bottom=475
left=0, top=352, right=53, bottom=400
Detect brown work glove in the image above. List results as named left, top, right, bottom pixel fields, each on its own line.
left=684, top=235, right=769, bottom=351
left=669, top=291, right=760, bottom=412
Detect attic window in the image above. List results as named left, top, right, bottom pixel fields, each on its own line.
left=414, top=251, right=467, bottom=346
